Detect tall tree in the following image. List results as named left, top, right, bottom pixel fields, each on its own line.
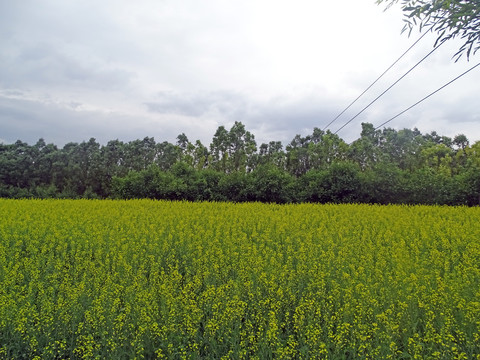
left=0, top=141, right=33, bottom=189
left=209, top=122, right=257, bottom=173
left=210, top=126, right=230, bottom=172
left=155, top=141, right=180, bottom=171
left=286, top=134, right=311, bottom=176
left=308, top=130, right=349, bottom=170
left=60, top=138, right=101, bottom=196
left=124, top=137, right=157, bottom=171
left=348, top=123, right=383, bottom=170
left=99, top=139, right=126, bottom=196
left=228, top=121, right=257, bottom=172
left=32, top=139, right=59, bottom=190
left=378, top=128, right=425, bottom=170
left=192, top=140, right=209, bottom=170
left=258, top=141, right=285, bottom=168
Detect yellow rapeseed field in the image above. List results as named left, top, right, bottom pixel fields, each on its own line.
left=0, top=199, right=479, bottom=359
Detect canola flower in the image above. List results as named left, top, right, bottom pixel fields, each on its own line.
left=0, top=199, right=479, bottom=359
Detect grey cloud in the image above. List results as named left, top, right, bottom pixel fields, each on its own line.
left=1, top=42, right=135, bottom=90
left=145, top=93, right=212, bottom=117
left=1, top=87, right=476, bottom=150
left=2, top=89, right=25, bottom=97
left=239, top=93, right=354, bottom=141
left=145, top=91, right=248, bottom=118
left=145, top=89, right=354, bottom=144
left=68, top=102, right=83, bottom=110
left=0, top=1, right=137, bottom=93
left=0, top=96, right=179, bottom=146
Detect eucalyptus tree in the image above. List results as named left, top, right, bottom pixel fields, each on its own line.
left=228, top=121, right=257, bottom=172
left=210, top=125, right=230, bottom=172
left=258, top=141, right=285, bottom=168
left=156, top=141, right=180, bottom=171
left=123, top=137, right=157, bottom=171
left=286, top=134, right=312, bottom=176
left=210, top=122, right=257, bottom=173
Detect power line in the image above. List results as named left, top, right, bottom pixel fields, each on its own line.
left=322, top=27, right=434, bottom=132
left=375, top=61, right=480, bottom=130
left=333, top=40, right=445, bottom=135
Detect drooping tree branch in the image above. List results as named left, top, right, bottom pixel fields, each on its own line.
left=377, top=0, right=480, bottom=60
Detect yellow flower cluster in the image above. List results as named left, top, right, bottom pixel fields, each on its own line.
left=0, top=200, right=479, bottom=359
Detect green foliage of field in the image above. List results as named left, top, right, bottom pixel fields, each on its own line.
left=0, top=200, right=479, bottom=359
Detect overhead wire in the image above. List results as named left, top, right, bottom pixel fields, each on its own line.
left=322, top=27, right=434, bottom=132
left=374, top=61, right=480, bottom=130
left=333, top=40, right=445, bottom=135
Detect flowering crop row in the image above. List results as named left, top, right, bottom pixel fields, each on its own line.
left=0, top=200, right=479, bottom=359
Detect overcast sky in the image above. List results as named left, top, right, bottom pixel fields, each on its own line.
left=1, top=0, right=479, bottom=147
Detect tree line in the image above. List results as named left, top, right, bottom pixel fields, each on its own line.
left=1, top=121, right=479, bottom=205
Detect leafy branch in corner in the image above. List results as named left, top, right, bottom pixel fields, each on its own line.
left=377, top=0, right=480, bottom=61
